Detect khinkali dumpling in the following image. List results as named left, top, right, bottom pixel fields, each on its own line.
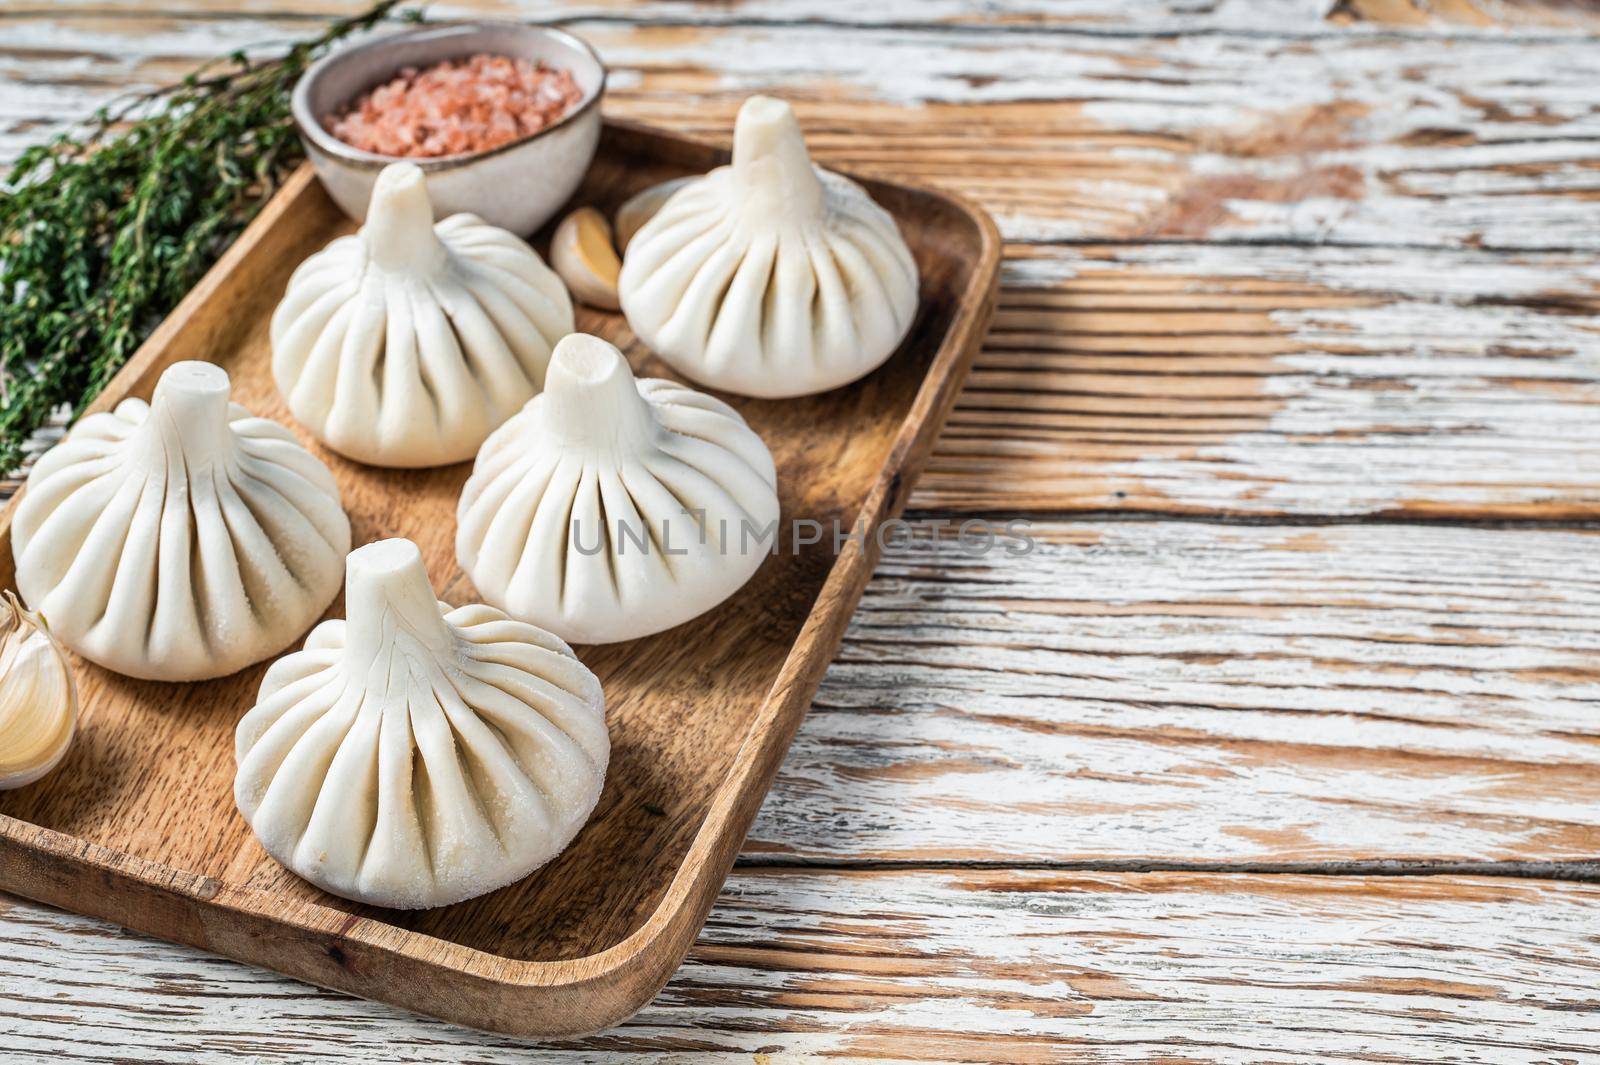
left=271, top=162, right=574, bottom=467
left=456, top=333, right=779, bottom=644
left=11, top=361, right=350, bottom=681
left=618, top=95, right=919, bottom=398
left=234, top=538, right=609, bottom=909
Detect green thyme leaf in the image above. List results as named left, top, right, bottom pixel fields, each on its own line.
left=0, top=0, right=412, bottom=474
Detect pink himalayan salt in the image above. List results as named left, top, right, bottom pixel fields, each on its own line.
left=325, top=53, right=583, bottom=159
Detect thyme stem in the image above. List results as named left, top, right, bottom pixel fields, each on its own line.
left=0, top=0, right=423, bottom=474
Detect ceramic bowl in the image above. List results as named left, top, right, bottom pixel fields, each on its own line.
left=292, top=22, right=605, bottom=236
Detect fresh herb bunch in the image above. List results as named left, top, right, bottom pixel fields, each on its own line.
left=0, top=0, right=423, bottom=474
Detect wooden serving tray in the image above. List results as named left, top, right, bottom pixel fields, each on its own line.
left=0, top=119, right=999, bottom=1036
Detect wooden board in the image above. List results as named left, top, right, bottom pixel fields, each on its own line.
left=4, top=2, right=1599, bottom=1055
left=9, top=9, right=1600, bottom=249
left=0, top=121, right=1001, bottom=1036
left=917, top=243, right=1600, bottom=517
left=7, top=869, right=1600, bottom=1062
left=748, top=518, right=1600, bottom=867
left=31, top=0, right=1600, bottom=36
left=9, top=11, right=1600, bottom=522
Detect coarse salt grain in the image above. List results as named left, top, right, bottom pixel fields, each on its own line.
left=325, top=54, right=583, bottom=159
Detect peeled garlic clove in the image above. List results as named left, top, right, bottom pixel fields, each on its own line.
left=551, top=206, right=622, bottom=311
left=614, top=177, right=694, bottom=253
left=0, top=590, right=76, bottom=790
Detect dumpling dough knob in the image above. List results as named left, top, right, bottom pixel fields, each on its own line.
left=732, top=95, right=823, bottom=217
left=363, top=163, right=447, bottom=274
left=540, top=333, right=655, bottom=452
left=147, top=360, right=232, bottom=469
left=341, top=538, right=454, bottom=667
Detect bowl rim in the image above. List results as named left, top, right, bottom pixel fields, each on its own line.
left=292, top=21, right=608, bottom=173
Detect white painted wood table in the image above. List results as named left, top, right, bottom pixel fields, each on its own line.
left=4, top=1, right=1600, bottom=1060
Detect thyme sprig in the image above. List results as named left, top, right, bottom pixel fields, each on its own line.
left=0, top=1, right=423, bottom=474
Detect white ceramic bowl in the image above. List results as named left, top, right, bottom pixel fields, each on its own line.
left=292, top=22, right=605, bottom=236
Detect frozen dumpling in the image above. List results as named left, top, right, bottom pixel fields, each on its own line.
left=11, top=361, right=350, bottom=681
left=456, top=333, right=779, bottom=644
left=234, top=538, right=609, bottom=909
left=618, top=95, right=919, bottom=398
left=271, top=162, right=574, bottom=467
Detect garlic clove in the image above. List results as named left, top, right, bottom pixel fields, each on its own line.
left=614, top=177, right=694, bottom=253
left=551, top=207, right=622, bottom=311
left=0, top=590, right=77, bottom=791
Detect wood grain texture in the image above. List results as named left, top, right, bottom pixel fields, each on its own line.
left=12, top=235, right=1600, bottom=518
left=747, top=517, right=1600, bottom=866
left=4, top=0, right=1599, bottom=1056
left=6, top=870, right=1600, bottom=1062
left=1330, top=0, right=1600, bottom=31
left=31, top=0, right=1600, bottom=35
left=7, top=15, right=1600, bottom=518
left=916, top=243, right=1600, bottom=516
left=0, top=130, right=998, bottom=1036
left=5, top=9, right=1600, bottom=247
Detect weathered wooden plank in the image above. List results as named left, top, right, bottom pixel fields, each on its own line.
left=31, top=0, right=1600, bottom=36
left=4, top=871, right=1598, bottom=1061
left=3, top=1, right=1594, bottom=1056
left=915, top=243, right=1600, bottom=516
left=16, top=239, right=1592, bottom=519
left=746, top=518, right=1600, bottom=865
left=1332, top=0, right=1600, bottom=31
left=4, top=14, right=1600, bottom=247
left=8, top=19, right=1600, bottom=518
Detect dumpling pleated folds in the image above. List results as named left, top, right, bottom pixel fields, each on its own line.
left=271, top=162, right=574, bottom=467
left=11, top=361, right=350, bottom=682
left=234, top=538, right=609, bottom=909
left=457, top=333, right=780, bottom=645
left=618, top=95, right=919, bottom=399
